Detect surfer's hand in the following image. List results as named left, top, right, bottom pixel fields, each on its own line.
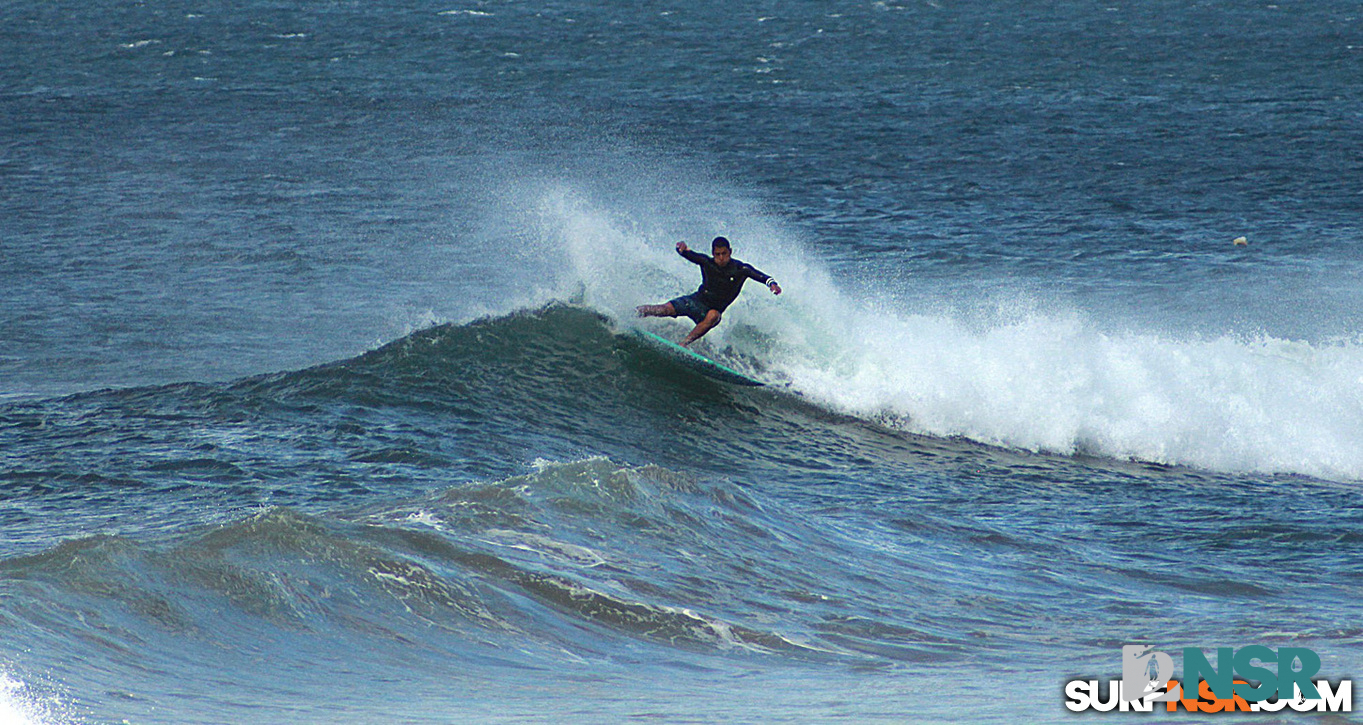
left=769, top=281, right=782, bottom=295
left=676, top=242, right=688, bottom=253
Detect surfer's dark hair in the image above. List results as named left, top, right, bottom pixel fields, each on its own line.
left=711, top=236, right=731, bottom=251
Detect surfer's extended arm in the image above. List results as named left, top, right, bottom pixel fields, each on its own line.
left=739, top=262, right=782, bottom=295
left=676, top=241, right=708, bottom=266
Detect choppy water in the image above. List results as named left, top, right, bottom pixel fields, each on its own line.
left=3, top=0, right=1362, bottom=722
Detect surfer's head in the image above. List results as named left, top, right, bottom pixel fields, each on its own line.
left=711, top=236, right=731, bottom=265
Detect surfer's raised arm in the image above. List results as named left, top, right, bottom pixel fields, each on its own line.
left=676, top=241, right=707, bottom=266
left=638, top=236, right=781, bottom=346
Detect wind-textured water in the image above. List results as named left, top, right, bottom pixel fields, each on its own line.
left=3, top=1, right=1362, bottom=722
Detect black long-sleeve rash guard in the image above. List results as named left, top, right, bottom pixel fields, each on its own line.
left=679, top=247, right=773, bottom=312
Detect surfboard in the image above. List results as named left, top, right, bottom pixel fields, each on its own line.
left=630, top=329, right=765, bottom=387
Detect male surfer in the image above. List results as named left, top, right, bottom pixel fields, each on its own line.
left=636, top=236, right=781, bottom=346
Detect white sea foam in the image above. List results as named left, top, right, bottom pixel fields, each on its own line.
left=531, top=186, right=1363, bottom=482
left=761, top=294, right=1363, bottom=481
left=0, top=674, right=60, bottom=725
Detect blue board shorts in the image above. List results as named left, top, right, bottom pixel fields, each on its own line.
left=668, top=293, right=715, bottom=324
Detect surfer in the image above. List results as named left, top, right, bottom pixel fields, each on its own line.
left=636, top=236, right=781, bottom=346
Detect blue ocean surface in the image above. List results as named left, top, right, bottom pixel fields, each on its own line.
left=2, top=0, right=1362, bottom=722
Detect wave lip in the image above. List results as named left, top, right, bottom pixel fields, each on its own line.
left=308, top=300, right=1363, bottom=482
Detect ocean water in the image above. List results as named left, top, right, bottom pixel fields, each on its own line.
left=3, top=0, right=1363, bottom=722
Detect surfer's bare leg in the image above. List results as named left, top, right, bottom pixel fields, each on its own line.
left=636, top=303, right=676, bottom=317
left=682, top=309, right=722, bottom=346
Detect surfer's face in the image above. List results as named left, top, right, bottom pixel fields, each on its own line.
left=713, top=247, right=731, bottom=265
